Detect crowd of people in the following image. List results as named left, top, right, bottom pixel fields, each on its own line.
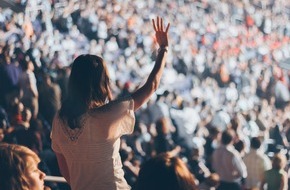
left=0, top=0, right=290, bottom=189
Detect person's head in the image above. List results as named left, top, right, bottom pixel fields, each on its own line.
left=68, top=54, right=112, bottom=108
left=11, top=101, right=24, bottom=115
left=22, top=108, right=32, bottom=123
left=230, top=115, right=240, bottom=131
left=42, top=73, right=52, bottom=86
left=0, top=143, right=46, bottom=190
left=120, top=148, right=133, bottom=162
left=250, top=137, right=262, bottom=150
left=20, top=56, right=34, bottom=72
left=272, top=153, right=287, bottom=170
left=234, top=140, right=245, bottom=155
left=60, top=54, right=113, bottom=128
left=221, top=129, right=235, bottom=145
left=134, top=153, right=198, bottom=190
left=208, top=126, right=220, bottom=139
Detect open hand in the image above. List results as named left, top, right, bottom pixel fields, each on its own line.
left=152, top=17, right=170, bottom=48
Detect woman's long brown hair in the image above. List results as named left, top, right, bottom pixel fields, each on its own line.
left=59, top=54, right=112, bottom=129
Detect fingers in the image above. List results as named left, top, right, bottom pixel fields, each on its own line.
left=156, top=17, right=160, bottom=31
left=152, top=19, right=157, bottom=31
left=165, top=23, right=170, bottom=33
left=160, top=18, right=164, bottom=31
left=152, top=17, right=170, bottom=32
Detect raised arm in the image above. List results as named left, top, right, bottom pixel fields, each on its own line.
left=131, top=17, right=170, bottom=111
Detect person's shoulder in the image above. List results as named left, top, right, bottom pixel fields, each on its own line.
left=261, top=154, right=271, bottom=162
left=243, top=152, right=251, bottom=160
left=279, top=169, right=287, bottom=175
left=90, top=96, right=133, bottom=114
left=110, top=96, right=134, bottom=113
left=111, top=96, right=133, bottom=105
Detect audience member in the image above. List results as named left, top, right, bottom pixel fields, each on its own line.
left=133, top=153, right=198, bottom=190
left=50, top=17, right=169, bottom=190
left=0, top=143, right=49, bottom=190
left=243, top=137, right=272, bottom=190
left=0, top=0, right=290, bottom=188
left=212, top=129, right=247, bottom=190
left=261, top=153, right=288, bottom=190
left=38, top=73, right=61, bottom=125
left=154, top=117, right=180, bottom=156
left=187, top=147, right=211, bottom=184
left=18, top=57, right=39, bottom=119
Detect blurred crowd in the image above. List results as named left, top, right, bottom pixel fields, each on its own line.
left=0, top=0, right=289, bottom=189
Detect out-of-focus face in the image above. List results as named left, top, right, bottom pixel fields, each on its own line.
left=25, top=156, right=46, bottom=190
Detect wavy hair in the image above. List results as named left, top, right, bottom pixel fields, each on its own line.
left=0, top=143, right=40, bottom=190
left=59, top=54, right=112, bottom=129
left=134, top=153, right=198, bottom=190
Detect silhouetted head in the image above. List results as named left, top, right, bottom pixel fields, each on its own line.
left=250, top=137, right=262, bottom=150
left=59, top=54, right=113, bottom=129
left=68, top=54, right=112, bottom=107
left=221, top=129, right=235, bottom=145
left=134, top=153, right=198, bottom=190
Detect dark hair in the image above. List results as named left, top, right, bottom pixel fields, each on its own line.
left=234, top=140, right=245, bottom=153
left=59, top=54, right=112, bottom=129
left=20, top=56, right=32, bottom=71
left=120, top=149, right=130, bottom=162
left=221, top=129, right=234, bottom=145
left=250, top=137, right=261, bottom=149
left=134, top=153, right=197, bottom=190
left=208, top=127, right=220, bottom=138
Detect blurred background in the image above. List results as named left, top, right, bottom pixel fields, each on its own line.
left=0, top=0, right=289, bottom=189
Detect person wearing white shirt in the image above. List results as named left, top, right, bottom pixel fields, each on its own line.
left=243, top=137, right=272, bottom=190
left=212, top=129, right=247, bottom=190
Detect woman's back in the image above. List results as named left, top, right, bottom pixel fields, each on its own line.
left=51, top=99, right=135, bottom=190
left=51, top=17, right=170, bottom=190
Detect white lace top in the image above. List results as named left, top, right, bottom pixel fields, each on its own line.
left=51, top=98, right=135, bottom=190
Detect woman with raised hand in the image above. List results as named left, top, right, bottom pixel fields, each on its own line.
left=50, top=17, right=170, bottom=190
